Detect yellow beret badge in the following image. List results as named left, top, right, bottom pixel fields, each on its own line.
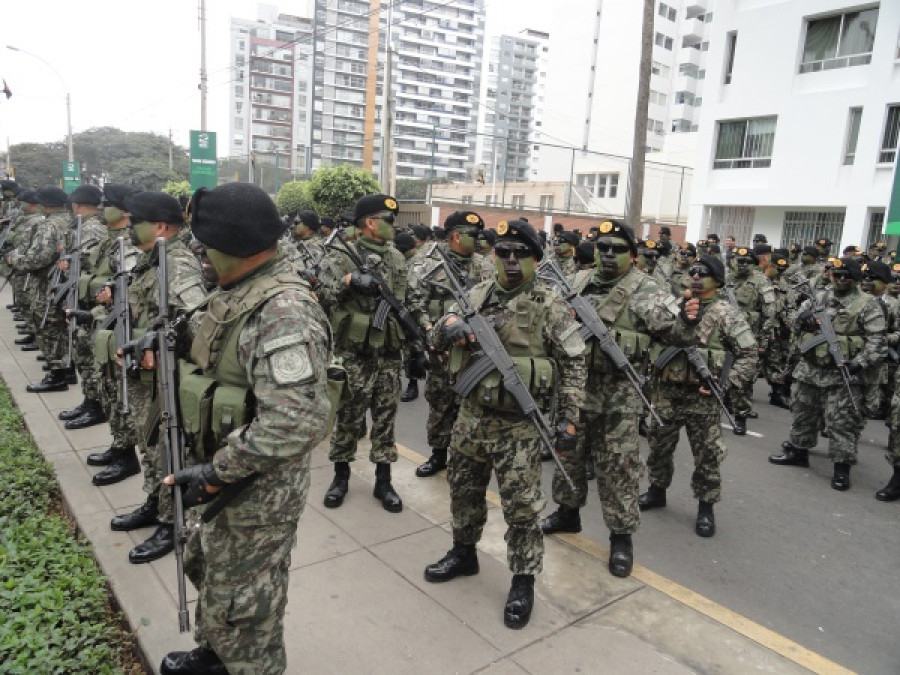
left=497, top=221, right=509, bottom=235
left=599, top=221, right=614, bottom=234
left=384, top=198, right=397, bottom=210
left=465, top=213, right=480, bottom=224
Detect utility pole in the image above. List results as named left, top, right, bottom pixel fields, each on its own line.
left=168, top=129, right=174, bottom=171
left=199, top=0, right=208, bottom=131
left=626, top=0, right=654, bottom=231
left=427, top=125, right=437, bottom=203
left=381, top=2, right=395, bottom=194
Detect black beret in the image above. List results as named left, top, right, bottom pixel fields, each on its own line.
left=658, top=239, right=673, bottom=255
left=191, top=183, right=283, bottom=257
left=733, top=246, right=758, bottom=262
left=496, top=219, right=543, bottom=261
left=575, top=241, right=595, bottom=265
left=433, top=228, right=447, bottom=241
left=0, top=179, right=19, bottom=195
left=320, top=216, right=334, bottom=229
left=595, top=219, right=637, bottom=255
left=354, top=194, right=399, bottom=221
left=842, top=245, right=862, bottom=256
left=394, top=232, right=416, bottom=254
left=557, top=231, right=579, bottom=246
left=870, top=241, right=886, bottom=251
left=18, top=189, right=38, bottom=204
left=753, top=244, right=772, bottom=255
left=640, top=239, right=660, bottom=252
left=553, top=222, right=564, bottom=234
left=481, top=229, right=497, bottom=246
left=707, top=233, right=720, bottom=243
left=678, top=242, right=697, bottom=256
left=773, top=248, right=789, bottom=258
left=338, top=211, right=355, bottom=227
left=752, top=233, right=768, bottom=243
left=816, top=237, right=833, bottom=247
left=103, top=184, right=139, bottom=210
left=36, top=186, right=68, bottom=207
left=444, top=211, right=484, bottom=232
left=295, top=209, right=320, bottom=231
left=829, top=257, right=863, bottom=280
left=125, top=191, right=184, bottom=225
left=698, top=254, right=725, bottom=285
left=659, top=226, right=671, bottom=236
left=68, top=184, right=103, bottom=206
left=802, top=246, right=820, bottom=257
left=864, top=260, right=891, bottom=283
left=412, top=224, right=431, bottom=241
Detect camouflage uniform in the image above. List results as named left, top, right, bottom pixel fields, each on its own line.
left=762, top=267, right=793, bottom=394
left=434, top=277, right=586, bottom=574
left=550, top=266, right=680, bottom=535
left=183, top=256, right=332, bottom=674
left=647, top=298, right=757, bottom=501
left=5, top=210, right=42, bottom=324
left=318, top=237, right=407, bottom=465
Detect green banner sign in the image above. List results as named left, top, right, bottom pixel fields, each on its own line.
left=887, top=159, right=900, bottom=235
left=62, top=161, right=80, bottom=194
left=190, top=130, right=218, bottom=191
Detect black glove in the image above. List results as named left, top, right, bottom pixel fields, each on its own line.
left=69, top=309, right=94, bottom=326
left=679, top=297, right=700, bottom=325
left=555, top=421, right=578, bottom=453
left=846, top=360, right=863, bottom=376
left=443, top=316, right=472, bottom=344
left=299, top=268, right=318, bottom=286
left=171, top=463, right=226, bottom=508
left=407, top=351, right=429, bottom=379
left=349, top=269, right=380, bottom=295
left=797, top=309, right=818, bottom=333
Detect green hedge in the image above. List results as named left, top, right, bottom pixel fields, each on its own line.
left=0, top=383, right=132, bottom=673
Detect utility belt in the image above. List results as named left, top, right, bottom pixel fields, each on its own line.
left=330, top=306, right=402, bottom=355
left=650, top=343, right=726, bottom=385
left=450, top=350, right=556, bottom=414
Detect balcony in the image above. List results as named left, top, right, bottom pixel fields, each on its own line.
left=673, top=75, right=698, bottom=94
left=670, top=103, right=694, bottom=123
left=681, top=18, right=705, bottom=45
left=684, top=0, right=707, bottom=17
left=678, top=46, right=701, bottom=68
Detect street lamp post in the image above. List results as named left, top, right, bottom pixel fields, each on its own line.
left=6, top=45, right=74, bottom=162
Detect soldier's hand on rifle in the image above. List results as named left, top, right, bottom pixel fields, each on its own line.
left=57, top=259, right=69, bottom=272
left=96, top=285, right=113, bottom=305
left=443, top=315, right=474, bottom=346
left=698, top=385, right=713, bottom=397
left=797, top=309, right=819, bottom=333
left=680, top=291, right=700, bottom=323
left=66, top=309, right=93, bottom=327
left=555, top=421, right=578, bottom=453
left=163, top=463, right=224, bottom=507
left=346, top=269, right=380, bottom=295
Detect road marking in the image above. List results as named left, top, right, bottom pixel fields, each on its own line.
left=396, top=441, right=851, bottom=675
left=721, top=423, right=765, bottom=438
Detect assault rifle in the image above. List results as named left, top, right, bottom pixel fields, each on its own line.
left=96, top=237, right=133, bottom=414
left=653, top=345, right=739, bottom=428
left=538, top=257, right=663, bottom=426
left=792, top=275, right=861, bottom=415
left=52, top=216, right=82, bottom=369
left=423, top=253, right=576, bottom=490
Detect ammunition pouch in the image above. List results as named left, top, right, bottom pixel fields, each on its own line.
left=451, top=352, right=556, bottom=414
left=587, top=328, right=650, bottom=373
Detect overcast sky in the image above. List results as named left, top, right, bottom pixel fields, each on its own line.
left=0, top=0, right=569, bottom=159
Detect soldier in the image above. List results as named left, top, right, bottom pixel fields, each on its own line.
left=860, top=260, right=893, bottom=419
left=879, top=360, right=900, bottom=501
left=285, top=209, right=325, bottom=272
left=658, top=225, right=672, bottom=246
left=4, top=190, right=42, bottom=325
left=636, top=239, right=665, bottom=286
left=476, top=228, right=497, bottom=278
left=763, top=250, right=793, bottom=409
left=407, top=211, right=486, bottom=477
left=159, top=182, right=332, bottom=674
left=656, top=238, right=675, bottom=280
left=540, top=219, right=683, bottom=577
left=668, top=242, right=696, bottom=297
left=868, top=241, right=887, bottom=262
left=56, top=184, right=109, bottom=429
left=552, top=230, right=579, bottom=276
left=881, top=263, right=900, bottom=424
left=814, top=237, right=833, bottom=259
left=574, top=240, right=596, bottom=271
left=423, top=219, right=586, bottom=629
left=398, top=231, right=424, bottom=403
left=318, top=194, right=407, bottom=513
left=641, top=255, right=757, bottom=537
left=752, top=233, right=768, bottom=246
left=769, top=257, right=886, bottom=490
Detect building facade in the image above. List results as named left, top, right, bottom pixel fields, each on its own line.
left=687, top=0, right=900, bottom=251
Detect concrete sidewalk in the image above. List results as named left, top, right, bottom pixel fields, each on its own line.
left=0, top=294, right=839, bottom=674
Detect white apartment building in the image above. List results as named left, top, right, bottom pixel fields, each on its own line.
left=687, top=0, right=900, bottom=251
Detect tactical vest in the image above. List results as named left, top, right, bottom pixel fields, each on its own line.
left=571, top=267, right=652, bottom=373
left=800, top=291, right=869, bottom=367
left=652, top=300, right=729, bottom=385
left=733, top=276, right=762, bottom=331
left=424, top=253, right=476, bottom=323
left=448, top=282, right=556, bottom=414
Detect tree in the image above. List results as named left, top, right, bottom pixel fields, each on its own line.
left=163, top=180, right=191, bottom=199
left=275, top=180, right=315, bottom=216
left=395, top=177, right=450, bottom=201
left=307, top=164, right=380, bottom=217
left=107, top=157, right=181, bottom=190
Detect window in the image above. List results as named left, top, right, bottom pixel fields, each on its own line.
left=724, top=31, right=737, bottom=84
left=511, top=194, right=524, bottom=208
left=648, top=118, right=664, bottom=135
left=649, top=90, right=667, bottom=106
left=461, top=195, right=473, bottom=204
left=879, top=105, right=900, bottom=164
left=781, top=211, right=845, bottom=249
left=658, top=2, right=676, bottom=21
left=539, top=194, right=554, bottom=211
left=652, top=60, right=670, bottom=78
left=843, top=107, right=863, bottom=165
left=800, top=7, right=878, bottom=73
left=655, top=32, right=674, bottom=50
left=714, top=117, right=777, bottom=169
left=867, top=210, right=885, bottom=249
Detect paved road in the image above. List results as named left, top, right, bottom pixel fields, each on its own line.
left=395, top=377, right=900, bottom=674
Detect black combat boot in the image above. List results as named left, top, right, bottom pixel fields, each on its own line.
left=400, top=378, right=419, bottom=402
left=638, top=485, right=667, bottom=511
left=608, top=533, right=633, bottom=578
left=14, top=333, right=35, bottom=345
left=160, top=647, right=228, bottom=675
left=64, top=399, right=106, bottom=429
left=876, top=466, right=900, bottom=501
left=63, top=366, right=78, bottom=385
left=424, top=542, right=479, bottom=582
left=19, top=341, right=39, bottom=351
left=26, top=369, right=69, bottom=393
left=12, top=313, right=25, bottom=321
left=87, top=445, right=120, bottom=466
left=695, top=501, right=715, bottom=537
left=129, top=524, right=175, bottom=564
left=732, top=415, right=747, bottom=436
left=503, top=574, right=535, bottom=629
left=323, top=461, right=350, bottom=508
left=540, top=506, right=581, bottom=534
left=831, top=462, right=851, bottom=491
left=768, top=441, right=809, bottom=467
left=416, top=447, right=447, bottom=477
left=111, top=495, right=160, bottom=531
left=373, top=462, right=402, bottom=513
left=91, top=445, right=140, bottom=486
left=7, top=303, right=18, bottom=310
left=769, top=385, right=791, bottom=410
left=16, top=324, right=30, bottom=333
left=540, top=447, right=552, bottom=461
left=747, top=410, right=759, bottom=419
left=58, top=398, right=89, bottom=421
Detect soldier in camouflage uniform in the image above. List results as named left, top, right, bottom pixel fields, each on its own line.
left=762, top=250, right=793, bottom=409
left=424, top=219, right=585, bottom=629
left=318, top=194, right=407, bottom=513
left=770, top=257, right=886, bottom=491
left=859, top=260, right=893, bottom=419
left=407, top=211, right=487, bottom=476
left=110, top=192, right=207, bottom=565
left=552, top=230, right=579, bottom=277
left=283, top=209, right=326, bottom=275
left=160, top=182, right=332, bottom=675
left=84, top=184, right=144, bottom=486
left=541, top=219, right=683, bottom=577
left=880, top=263, right=900, bottom=425
left=575, top=240, right=596, bottom=272
left=641, top=255, right=757, bottom=537
left=878, top=358, right=900, bottom=501
left=4, top=190, right=41, bottom=325
left=476, top=228, right=497, bottom=279
left=668, top=242, right=696, bottom=297
left=55, top=185, right=109, bottom=429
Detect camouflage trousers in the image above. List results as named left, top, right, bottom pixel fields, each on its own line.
left=12, top=274, right=30, bottom=327
left=329, top=352, right=400, bottom=464
left=763, top=336, right=791, bottom=387
left=887, top=381, right=900, bottom=467
left=185, top=454, right=310, bottom=675
left=862, top=364, right=887, bottom=418
left=130, top=374, right=172, bottom=524
left=424, top=357, right=460, bottom=450
left=789, top=380, right=865, bottom=464
left=97, top=364, right=139, bottom=459
left=647, top=385, right=727, bottom=503
left=448, top=423, right=545, bottom=575
left=72, top=327, right=102, bottom=401
left=30, top=283, right=68, bottom=368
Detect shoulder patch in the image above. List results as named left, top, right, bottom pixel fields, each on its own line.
left=269, top=343, right=314, bottom=385
left=262, top=333, right=306, bottom=355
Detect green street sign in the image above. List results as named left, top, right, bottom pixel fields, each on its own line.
left=887, top=159, right=900, bottom=235
left=62, top=161, right=80, bottom=194
left=190, top=130, right=218, bottom=191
